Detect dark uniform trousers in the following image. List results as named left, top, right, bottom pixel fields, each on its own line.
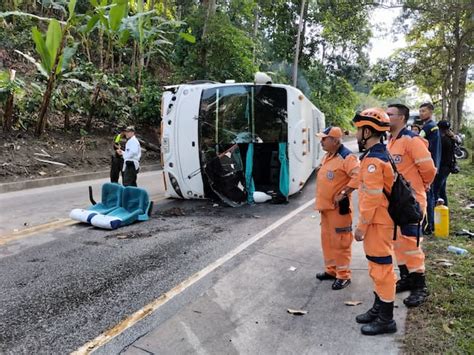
left=123, top=161, right=138, bottom=186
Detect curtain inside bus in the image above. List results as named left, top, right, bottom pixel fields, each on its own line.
left=199, top=85, right=288, bottom=206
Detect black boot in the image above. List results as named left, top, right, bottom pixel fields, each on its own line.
left=356, top=292, right=381, bottom=324
left=396, top=265, right=412, bottom=293
left=404, top=273, right=429, bottom=307
left=361, top=300, right=397, bottom=335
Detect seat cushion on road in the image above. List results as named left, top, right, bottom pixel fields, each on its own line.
left=105, top=187, right=151, bottom=225
left=69, top=209, right=100, bottom=224
left=90, top=214, right=122, bottom=230
left=89, top=183, right=123, bottom=214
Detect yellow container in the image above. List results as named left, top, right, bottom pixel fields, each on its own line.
left=434, top=204, right=449, bottom=238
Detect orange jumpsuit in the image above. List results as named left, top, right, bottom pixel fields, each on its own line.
left=358, top=143, right=396, bottom=302
left=315, top=144, right=360, bottom=280
left=388, top=128, right=436, bottom=273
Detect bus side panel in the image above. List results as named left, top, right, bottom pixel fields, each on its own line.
left=163, top=86, right=204, bottom=199
left=287, top=91, right=316, bottom=195
left=175, top=86, right=205, bottom=198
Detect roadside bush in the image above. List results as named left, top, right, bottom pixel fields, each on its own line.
left=132, top=81, right=162, bottom=126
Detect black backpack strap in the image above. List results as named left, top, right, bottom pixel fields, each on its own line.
left=416, top=220, right=421, bottom=247
left=393, top=223, right=397, bottom=241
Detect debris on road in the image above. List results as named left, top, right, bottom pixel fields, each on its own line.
left=160, top=207, right=186, bottom=217
left=287, top=309, right=307, bottom=315
left=288, top=266, right=297, bottom=272
left=344, top=301, right=362, bottom=306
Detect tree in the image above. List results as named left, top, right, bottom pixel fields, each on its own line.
left=397, top=2, right=474, bottom=131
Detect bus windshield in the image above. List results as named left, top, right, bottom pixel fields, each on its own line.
left=199, top=85, right=288, bottom=148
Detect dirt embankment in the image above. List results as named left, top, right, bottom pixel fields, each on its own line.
left=0, top=128, right=161, bottom=184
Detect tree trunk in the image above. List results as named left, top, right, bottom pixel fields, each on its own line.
left=35, top=29, right=68, bottom=137
left=447, top=15, right=461, bottom=132
left=131, top=41, right=137, bottom=79
left=99, top=27, right=104, bottom=71
left=293, top=0, right=306, bottom=87
left=200, top=0, right=217, bottom=72
left=456, top=64, right=468, bottom=132
left=2, top=69, right=16, bottom=133
left=299, top=0, right=309, bottom=63
left=86, top=84, right=101, bottom=132
left=252, top=7, right=259, bottom=66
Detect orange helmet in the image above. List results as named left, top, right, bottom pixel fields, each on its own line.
left=352, top=107, right=390, bottom=132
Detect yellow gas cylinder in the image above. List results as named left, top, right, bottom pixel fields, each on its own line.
left=434, top=199, right=449, bottom=238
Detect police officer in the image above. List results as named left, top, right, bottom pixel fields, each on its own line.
left=419, top=103, right=441, bottom=234
left=110, top=127, right=126, bottom=183
left=117, top=126, right=142, bottom=187
left=314, top=126, right=360, bottom=290
left=386, top=104, right=436, bottom=307
left=352, top=108, right=397, bottom=335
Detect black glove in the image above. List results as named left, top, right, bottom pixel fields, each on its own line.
left=338, top=196, right=350, bottom=215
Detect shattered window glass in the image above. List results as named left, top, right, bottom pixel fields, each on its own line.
left=199, top=85, right=288, bottom=148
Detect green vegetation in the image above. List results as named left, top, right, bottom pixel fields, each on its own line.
left=404, top=158, right=474, bottom=353
left=0, top=1, right=472, bottom=136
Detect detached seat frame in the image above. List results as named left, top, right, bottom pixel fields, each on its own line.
left=70, top=183, right=153, bottom=229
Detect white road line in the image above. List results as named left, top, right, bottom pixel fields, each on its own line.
left=73, top=198, right=315, bottom=354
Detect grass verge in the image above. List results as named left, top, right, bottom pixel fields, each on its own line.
left=403, top=159, right=474, bottom=353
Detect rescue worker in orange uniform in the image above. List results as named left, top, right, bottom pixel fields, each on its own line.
left=314, top=126, right=360, bottom=290
left=386, top=104, right=436, bottom=307
left=352, top=108, right=397, bottom=335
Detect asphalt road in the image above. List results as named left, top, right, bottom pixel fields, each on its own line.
left=0, top=138, right=371, bottom=354
left=0, top=174, right=324, bottom=353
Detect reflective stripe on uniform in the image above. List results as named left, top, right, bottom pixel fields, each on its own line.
left=361, top=184, right=383, bottom=195
left=404, top=250, right=422, bottom=256
left=337, top=265, right=350, bottom=270
left=414, top=157, right=433, bottom=164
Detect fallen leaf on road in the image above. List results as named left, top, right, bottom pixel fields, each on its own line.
left=287, top=309, right=307, bottom=315
left=344, top=301, right=362, bottom=306
left=117, top=235, right=127, bottom=239
left=442, top=323, right=453, bottom=335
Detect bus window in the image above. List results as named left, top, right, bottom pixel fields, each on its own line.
left=199, top=85, right=289, bottom=206
left=199, top=85, right=288, bottom=147
left=253, top=86, right=287, bottom=143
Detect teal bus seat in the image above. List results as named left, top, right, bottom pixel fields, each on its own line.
left=105, top=186, right=152, bottom=226
left=89, top=183, right=123, bottom=214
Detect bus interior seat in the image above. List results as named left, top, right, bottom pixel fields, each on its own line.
left=96, top=186, right=152, bottom=226
left=89, top=182, right=124, bottom=214
left=69, top=183, right=123, bottom=224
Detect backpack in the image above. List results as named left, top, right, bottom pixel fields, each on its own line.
left=383, top=153, right=424, bottom=246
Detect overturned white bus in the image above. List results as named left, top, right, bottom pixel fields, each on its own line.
left=160, top=75, right=325, bottom=206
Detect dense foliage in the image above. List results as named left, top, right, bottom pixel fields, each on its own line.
left=0, top=0, right=472, bottom=135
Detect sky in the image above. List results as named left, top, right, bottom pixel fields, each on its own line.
left=368, top=7, right=474, bottom=114
left=368, top=7, right=406, bottom=65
